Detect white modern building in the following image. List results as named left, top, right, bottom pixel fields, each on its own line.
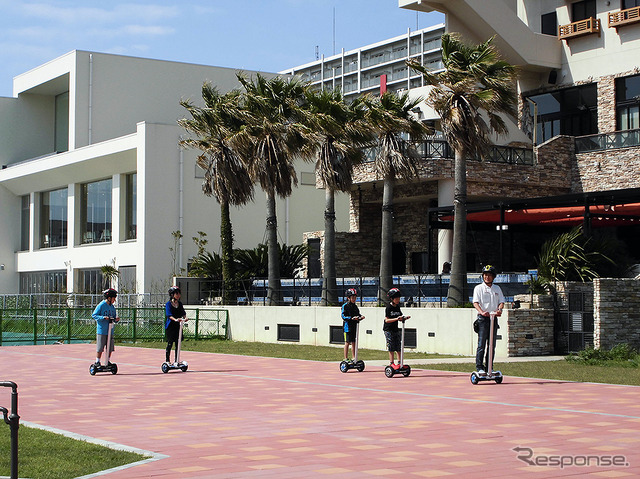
left=0, top=51, right=349, bottom=295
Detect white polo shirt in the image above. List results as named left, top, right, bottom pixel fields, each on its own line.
left=472, top=281, right=505, bottom=313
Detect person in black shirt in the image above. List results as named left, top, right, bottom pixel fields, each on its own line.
left=165, top=286, right=188, bottom=364
left=383, top=288, right=410, bottom=367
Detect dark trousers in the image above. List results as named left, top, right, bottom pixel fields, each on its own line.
left=165, top=325, right=182, bottom=362
left=475, top=315, right=498, bottom=371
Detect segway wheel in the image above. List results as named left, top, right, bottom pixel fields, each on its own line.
left=470, top=372, right=479, bottom=385
left=110, top=364, right=118, bottom=375
left=495, top=375, right=503, bottom=384
left=384, top=365, right=394, bottom=378
left=180, top=364, right=188, bottom=372
left=402, top=365, right=411, bottom=377
left=339, top=361, right=349, bottom=373
left=161, top=362, right=170, bottom=374
left=89, top=364, right=97, bottom=376
left=355, top=360, right=365, bottom=372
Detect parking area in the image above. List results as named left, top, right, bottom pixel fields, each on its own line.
left=1, top=344, right=639, bottom=478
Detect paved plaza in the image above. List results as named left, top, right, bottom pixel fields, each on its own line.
left=1, top=344, right=639, bottom=478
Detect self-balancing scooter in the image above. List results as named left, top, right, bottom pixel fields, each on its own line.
left=385, top=317, right=411, bottom=378
left=162, top=319, right=188, bottom=373
left=340, top=318, right=365, bottom=373
left=89, top=318, right=118, bottom=375
left=470, top=312, right=503, bottom=385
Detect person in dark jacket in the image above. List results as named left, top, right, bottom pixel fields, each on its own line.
left=341, top=288, right=364, bottom=363
left=165, top=286, right=188, bottom=364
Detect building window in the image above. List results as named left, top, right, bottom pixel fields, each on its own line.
left=77, top=268, right=105, bottom=294
left=55, top=91, right=69, bottom=153
left=19, top=270, right=66, bottom=294
left=80, top=178, right=112, bottom=244
left=541, top=11, right=558, bottom=36
left=125, top=173, right=137, bottom=240
left=119, top=265, right=137, bottom=293
left=20, top=195, right=30, bottom=251
left=616, top=74, right=640, bottom=131
left=572, top=0, right=596, bottom=22
left=527, top=84, right=598, bottom=143
left=623, top=0, right=640, bottom=9
left=40, top=187, right=68, bottom=248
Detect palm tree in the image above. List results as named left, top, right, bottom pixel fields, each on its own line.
left=363, top=91, right=433, bottom=301
left=178, top=83, right=254, bottom=304
left=234, top=73, right=312, bottom=305
left=408, top=34, right=517, bottom=306
left=303, top=89, right=372, bottom=305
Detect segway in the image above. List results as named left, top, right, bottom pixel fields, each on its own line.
left=470, top=312, right=503, bottom=385
left=89, top=318, right=118, bottom=375
left=385, top=317, right=411, bottom=378
left=162, top=319, right=188, bottom=373
left=340, top=318, right=365, bottom=373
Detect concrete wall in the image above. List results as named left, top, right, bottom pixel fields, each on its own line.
left=209, top=305, right=510, bottom=358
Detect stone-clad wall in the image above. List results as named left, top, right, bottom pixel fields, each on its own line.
left=507, top=308, right=555, bottom=356
left=594, top=278, right=640, bottom=350
left=574, top=146, right=640, bottom=192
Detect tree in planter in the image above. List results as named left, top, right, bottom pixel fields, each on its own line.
left=100, top=265, right=119, bottom=289
left=179, top=84, right=254, bottom=304
left=303, top=88, right=371, bottom=305
left=362, top=91, right=432, bottom=302
left=408, top=34, right=517, bottom=307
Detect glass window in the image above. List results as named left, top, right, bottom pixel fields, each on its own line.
left=541, top=11, right=558, bottom=36
left=572, top=0, right=596, bottom=21
left=528, top=84, right=598, bottom=142
left=125, top=173, right=137, bottom=240
left=20, top=195, right=30, bottom=251
left=55, top=91, right=69, bottom=153
left=80, top=178, right=112, bottom=244
left=616, top=74, right=640, bottom=130
left=119, top=265, right=137, bottom=293
left=40, top=188, right=68, bottom=248
left=623, top=0, right=640, bottom=9
left=19, top=271, right=66, bottom=294
left=77, top=268, right=104, bottom=294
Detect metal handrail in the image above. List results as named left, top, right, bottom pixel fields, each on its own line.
left=575, top=128, right=640, bottom=153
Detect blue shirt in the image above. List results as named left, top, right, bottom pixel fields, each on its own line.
left=92, top=300, right=117, bottom=335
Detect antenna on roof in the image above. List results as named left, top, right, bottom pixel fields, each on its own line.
left=315, top=45, right=319, bottom=60
left=332, top=7, right=336, bottom=55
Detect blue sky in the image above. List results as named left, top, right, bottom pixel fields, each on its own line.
left=0, top=0, right=443, bottom=98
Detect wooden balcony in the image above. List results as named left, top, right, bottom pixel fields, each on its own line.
left=558, top=17, right=601, bottom=40
left=609, top=6, right=640, bottom=28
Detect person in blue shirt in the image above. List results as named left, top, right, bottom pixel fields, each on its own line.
left=341, top=288, right=364, bottom=363
left=91, top=288, right=119, bottom=365
left=165, top=286, right=188, bottom=364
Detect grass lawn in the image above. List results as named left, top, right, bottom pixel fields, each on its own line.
left=128, top=339, right=640, bottom=386
left=0, top=425, right=145, bottom=479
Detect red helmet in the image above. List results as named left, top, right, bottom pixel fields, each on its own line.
left=345, top=288, right=357, bottom=297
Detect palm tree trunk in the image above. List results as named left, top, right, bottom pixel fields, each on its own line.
left=379, top=176, right=394, bottom=302
left=220, top=200, right=234, bottom=305
left=322, top=188, right=338, bottom=306
left=448, top=149, right=468, bottom=307
left=266, top=192, right=281, bottom=305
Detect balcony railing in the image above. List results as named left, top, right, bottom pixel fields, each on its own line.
left=364, top=140, right=534, bottom=166
left=609, top=6, right=640, bottom=28
left=575, top=128, right=640, bottom=153
left=558, top=17, right=601, bottom=40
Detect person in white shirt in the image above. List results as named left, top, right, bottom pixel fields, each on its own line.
left=473, top=265, right=505, bottom=374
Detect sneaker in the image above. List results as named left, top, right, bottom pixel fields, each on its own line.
left=477, top=369, right=486, bottom=375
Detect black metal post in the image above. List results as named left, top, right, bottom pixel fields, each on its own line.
left=1, top=380, right=19, bottom=479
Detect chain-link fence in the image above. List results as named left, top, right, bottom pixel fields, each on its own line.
left=0, top=307, right=228, bottom=346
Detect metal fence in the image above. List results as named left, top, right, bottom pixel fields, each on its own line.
left=0, top=307, right=228, bottom=346
left=575, top=128, right=640, bottom=153
left=0, top=293, right=166, bottom=310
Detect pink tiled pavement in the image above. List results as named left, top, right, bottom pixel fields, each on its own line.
left=1, top=344, right=639, bottom=478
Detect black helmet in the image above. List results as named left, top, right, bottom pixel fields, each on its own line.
left=103, top=288, right=117, bottom=299
left=168, top=286, right=181, bottom=298
left=482, top=265, right=497, bottom=277
left=388, top=288, right=401, bottom=299
left=345, top=288, right=357, bottom=297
